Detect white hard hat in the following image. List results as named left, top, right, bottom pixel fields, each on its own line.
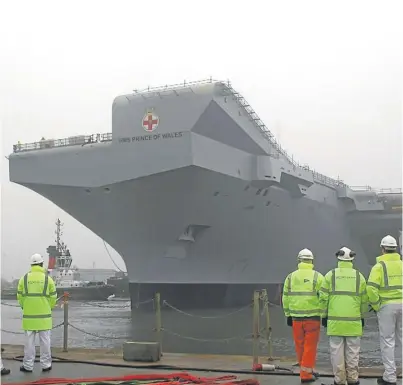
left=380, top=235, right=397, bottom=249
left=298, top=248, right=314, bottom=260
left=335, top=246, right=356, bottom=261
left=30, top=253, right=44, bottom=265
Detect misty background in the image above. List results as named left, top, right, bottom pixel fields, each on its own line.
left=0, top=0, right=401, bottom=280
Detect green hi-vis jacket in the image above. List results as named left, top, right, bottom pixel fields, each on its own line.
left=367, top=253, right=402, bottom=311
left=282, top=262, right=324, bottom=318
left=319, top=261, right=368, bottom=337
left=17, top=265, right=57, bottom=331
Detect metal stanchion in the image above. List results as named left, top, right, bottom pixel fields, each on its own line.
left=261, top=289, right=273, bottom=361
left=154, top=292, right=163, bottom=355
left=252, top=290, right=260, bottom=366
left=63, top=291, right=69, bottom=352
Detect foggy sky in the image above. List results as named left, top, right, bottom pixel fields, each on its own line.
left=1, top=0, right=401, bottom=279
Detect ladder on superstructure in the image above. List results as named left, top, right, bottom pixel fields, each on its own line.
left=134, top=78, right=345, bottom=189
left=223, top=81, right=344, bottom=188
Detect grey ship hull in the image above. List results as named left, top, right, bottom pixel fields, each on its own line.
left=9, top=80, right=402, bottom=310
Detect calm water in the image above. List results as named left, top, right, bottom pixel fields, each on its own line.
left=0, top=299, right=393, bottom=366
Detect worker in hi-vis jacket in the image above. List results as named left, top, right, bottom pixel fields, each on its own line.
left=17, top=254, right=58, bottom=373
left=319, top=246, right=368, bottom=385
left=367, top=235, right=402, bottom=385
left=282, top=248, right=324, bottom=383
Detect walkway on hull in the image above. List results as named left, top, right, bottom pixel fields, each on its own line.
left=1, top=345, right=401, bottom=385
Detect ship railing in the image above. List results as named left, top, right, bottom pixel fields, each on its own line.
left=223, top=81, right=347, bottom=189
left=12, top=133, right=112, bottom=154
left=132, top=77, right=220, bottom=95
left=350, top=186, right=403, bottom=195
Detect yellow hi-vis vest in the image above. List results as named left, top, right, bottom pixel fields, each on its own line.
left=319, top=261, right=368, bottom=337
left=17, top=265, right=57, bottom=331
left=282, top=262, right=324, bottom=318
left=367, top=253, right=402, bottom=311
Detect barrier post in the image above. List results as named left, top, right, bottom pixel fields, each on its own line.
left=63, top=292, right=69, bottom=352
left=155, top=292, right=163, bottom=355
left=261, top=289, right=273, bottom=361
left=252, top=290, right=260, bottom=366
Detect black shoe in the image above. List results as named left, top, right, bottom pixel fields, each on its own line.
left=1, top=368, right=11, bottom=376
left=312, top=371, right=320, bottom=378
left=20, top=365, right=33, bottom=373
left=377, top=378, right=396, bottom=385
left=347, top=382, right=360, bottom=385
left=42, top=366, right=52, bottom=372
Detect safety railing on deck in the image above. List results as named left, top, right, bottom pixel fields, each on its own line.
left=132, top=77, right=219, bottom=94
left=222, top=81, right=347, bottom=189
left=12, top=133, right=112, bottom=154
left=350, top=186, right=403, bottom=195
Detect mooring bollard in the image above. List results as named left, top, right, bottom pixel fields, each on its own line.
left=261, top=289, right=273, bottom=361
left=154, top=292, right=162, bottom=355
left=63, top=291, right=69, bottom=352
left=252, top=290, right=260, bottom=367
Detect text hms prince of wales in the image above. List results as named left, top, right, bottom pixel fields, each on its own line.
left=118, top=132, right=183, bottom=143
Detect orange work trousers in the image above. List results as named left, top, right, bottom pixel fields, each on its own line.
left=292, top=318, right=320, bottom=380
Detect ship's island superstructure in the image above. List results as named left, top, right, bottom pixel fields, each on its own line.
left=9, top=79, right=402, bottom=309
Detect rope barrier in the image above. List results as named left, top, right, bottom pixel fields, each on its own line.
left=1, top=301, right=20, bottom=307
left=1, top=292, right=264, bottom=355
left=160, top=328, right=257, bottom=343
left=65, top=322, right=256, bottom=343
left=1, top=322, right=64, bottom=335
left=79, top=297, right=153, bottom=308
left=162, top=300, right=251, bottom=319
left=1, top=290, right=384, bottom=367
left=1, top=329, right=24, bottom=335
left=67, top=323, right=130, bottom=339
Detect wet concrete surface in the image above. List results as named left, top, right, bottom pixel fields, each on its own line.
left=1, top=300, right=401, bottom=366
left=1, top=359, right=401, bottom=385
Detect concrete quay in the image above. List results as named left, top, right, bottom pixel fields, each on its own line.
left=1, top=344, right=401, bottom=385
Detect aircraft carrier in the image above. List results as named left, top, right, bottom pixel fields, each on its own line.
left=8, top=79, right=402, bottom=310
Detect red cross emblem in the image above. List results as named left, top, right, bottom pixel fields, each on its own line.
left=142, top=111, right=159, bottom=132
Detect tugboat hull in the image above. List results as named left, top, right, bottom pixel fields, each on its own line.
left=56, top=285, right=115, bottom=301
left=1, top=285, right=115, bottom=301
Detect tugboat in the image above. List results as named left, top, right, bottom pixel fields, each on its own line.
left=106, top=271, right=129, bottom=298
left=46, top=219, right=115, bottom=301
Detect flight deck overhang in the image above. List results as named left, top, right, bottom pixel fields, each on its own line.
left=337, top=184, right=403, bottom=214
left=10, top=131, right=313, bottom=201
left=9, top=79, right=398, bottom=204
left=249, top=155, right=314, bottom=197
left=8, top=131, right=259, bottom=189
left=9, top=133, right=194, bottom=188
